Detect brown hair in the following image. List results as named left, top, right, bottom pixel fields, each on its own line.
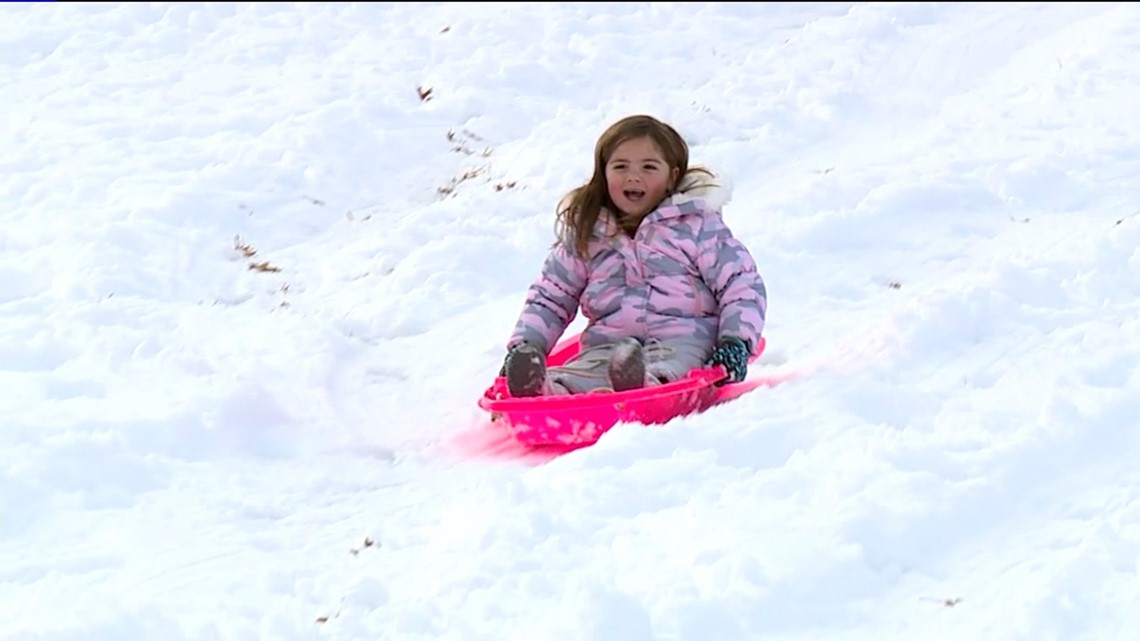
left=554, top=114, right=715, bottom=257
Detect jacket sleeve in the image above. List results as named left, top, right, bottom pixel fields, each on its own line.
left=695, top=211, right=767, bottom=353
left=508, top=243, right=589, bottom=353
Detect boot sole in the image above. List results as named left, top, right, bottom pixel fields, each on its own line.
left=505, top=345, right=547, bottom=397
left=608, top=338, right=646, bottom=392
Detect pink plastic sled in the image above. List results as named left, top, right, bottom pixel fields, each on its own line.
left=478, top=334, right=767, bottom=447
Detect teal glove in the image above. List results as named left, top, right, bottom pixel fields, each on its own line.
left=706, top=337, right=750, bottom=385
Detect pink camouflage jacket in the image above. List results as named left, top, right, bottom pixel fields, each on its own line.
left=508, top=176, right=767, bottom=358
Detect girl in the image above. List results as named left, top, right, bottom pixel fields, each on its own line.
left=501, top=114, right=767, bottom=397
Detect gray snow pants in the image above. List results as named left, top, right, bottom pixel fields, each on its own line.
left=545, top=337, right=712, bottom=396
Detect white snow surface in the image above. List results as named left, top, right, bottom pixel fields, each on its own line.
left=3, top=3, right=1140, bottom=640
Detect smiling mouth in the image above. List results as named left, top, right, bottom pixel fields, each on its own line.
left=623, top=189, right=645, bottom=201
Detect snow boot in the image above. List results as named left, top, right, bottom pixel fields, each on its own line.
left=505, top=342, right=548, bottom=397
left=607, top=337, right=646, bottom=392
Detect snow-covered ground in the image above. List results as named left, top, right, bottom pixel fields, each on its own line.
left=3, top=3, right=1139, bottom=639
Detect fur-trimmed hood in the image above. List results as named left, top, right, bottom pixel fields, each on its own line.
left=669, top=169, right=734, bottom=213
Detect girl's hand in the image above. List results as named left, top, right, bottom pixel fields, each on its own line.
left=706, top=337, right=750, bottom=385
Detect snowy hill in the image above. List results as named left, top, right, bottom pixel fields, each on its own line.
left=2, top=3, right=1139, bottom=640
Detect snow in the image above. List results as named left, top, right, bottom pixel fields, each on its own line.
left=3, top=2, right=1140, bottom=639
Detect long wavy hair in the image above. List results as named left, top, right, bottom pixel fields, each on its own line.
left=555, top=114, right=715, bottom=258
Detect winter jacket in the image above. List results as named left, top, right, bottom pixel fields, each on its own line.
left=508, top=176, right=767, bottom=357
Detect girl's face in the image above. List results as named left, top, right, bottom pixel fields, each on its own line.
left=604, top=136, right=679, bottom=220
